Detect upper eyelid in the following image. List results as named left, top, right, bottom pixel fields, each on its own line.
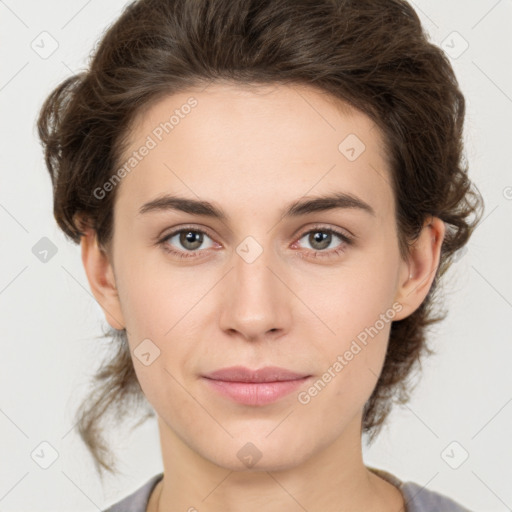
left=298, top=224, right=354, bottom=240
left=162, top=225, right=218, bottom=244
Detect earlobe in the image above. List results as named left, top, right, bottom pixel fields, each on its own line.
left=392, top=216, right=445, bottom=321
left=80, top=227, right=126, bottom=330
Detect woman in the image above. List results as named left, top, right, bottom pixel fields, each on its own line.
left=37, top=0, right=483, bottom=510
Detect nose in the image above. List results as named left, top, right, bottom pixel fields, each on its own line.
left=218, top=240, right=292, bottom=342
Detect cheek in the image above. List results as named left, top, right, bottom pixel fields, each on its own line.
left=292, top=258, right=397, bottom=400
left=298, top=317, right=392, bottom=434
left=114, top=257, right=209, bottom=390
left=295, top=261, right=398, bottom=340
left=116, top=251, right=207, bottom=337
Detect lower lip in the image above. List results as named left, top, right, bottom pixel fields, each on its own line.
left=202, top=377, right=311, bottom=406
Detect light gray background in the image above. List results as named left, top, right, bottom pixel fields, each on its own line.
left=1, top=1, right=511, bottom=510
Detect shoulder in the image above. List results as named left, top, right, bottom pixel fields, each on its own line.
left=401, top=480, right=473, bottom=511
left=103, top=473, right=164, bottom=512
left=367, top=466, right=473, bottom=512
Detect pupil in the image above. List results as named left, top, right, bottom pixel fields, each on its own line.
left=182, top=231, right=202, bottom=249
left=311, top=231, right=330, bottom=250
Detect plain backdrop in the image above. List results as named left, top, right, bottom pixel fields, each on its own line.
left=0, top=1, right=511, bottom=510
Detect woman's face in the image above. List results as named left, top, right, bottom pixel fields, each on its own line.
left=85, top=82, right=440, bottom=471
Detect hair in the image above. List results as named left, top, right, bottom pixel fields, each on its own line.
left=37, top=0, right=484, bottom=478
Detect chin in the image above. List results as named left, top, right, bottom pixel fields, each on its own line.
left=202, top=435, right=314, bottom=473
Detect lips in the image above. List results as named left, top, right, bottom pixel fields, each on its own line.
left=203, top=365, right=310, bottom=383
left=202, top=366, right=312, bottom=406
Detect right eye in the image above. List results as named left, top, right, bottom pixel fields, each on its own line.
left=158, top=227, right=218, bottom=259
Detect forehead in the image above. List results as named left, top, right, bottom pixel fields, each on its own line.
left=114, top=82, right=394, bottom=220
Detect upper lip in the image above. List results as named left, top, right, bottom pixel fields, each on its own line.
left=203, top=366, right=310, bottom=383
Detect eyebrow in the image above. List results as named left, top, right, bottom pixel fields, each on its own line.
left=138, top=191, right=376, bottom=219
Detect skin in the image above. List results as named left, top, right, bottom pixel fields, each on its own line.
left=80, top=82, right=445, bottom=512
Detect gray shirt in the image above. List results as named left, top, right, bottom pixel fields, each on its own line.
left=103, top=466, right=472, bottom=511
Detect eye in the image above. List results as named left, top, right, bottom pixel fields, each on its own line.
left=293, top=226, right=354, bottom=259
left=158, top=227, right=217, bottom=259
left=157, top=225, right=354, bottom=260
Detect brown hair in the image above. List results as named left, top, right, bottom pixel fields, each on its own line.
left=37, top=0, right=484, bottom=477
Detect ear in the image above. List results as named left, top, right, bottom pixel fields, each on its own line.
left=392, top=216, right=446, bottom=321
left=80, top=226, right=126, bottom=330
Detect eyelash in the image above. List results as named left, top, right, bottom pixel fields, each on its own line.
left=157, top=224, right=354, bottom=260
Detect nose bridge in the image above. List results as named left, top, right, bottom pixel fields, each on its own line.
left=235, top=235, right=276, bottom=291
left=234, top=233, right=282, bottom=305
left=219, top=233, right=290, bottom=338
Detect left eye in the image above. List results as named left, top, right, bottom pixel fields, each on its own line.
left=296, top=229, right=351, bottom=252
left=292, top=227, right=352, bottom=258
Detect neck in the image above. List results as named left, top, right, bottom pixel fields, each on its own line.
left=148, top=415, right=405, bottom=512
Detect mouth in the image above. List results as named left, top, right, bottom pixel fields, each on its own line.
left=202, top=366, right=312, bottom=406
